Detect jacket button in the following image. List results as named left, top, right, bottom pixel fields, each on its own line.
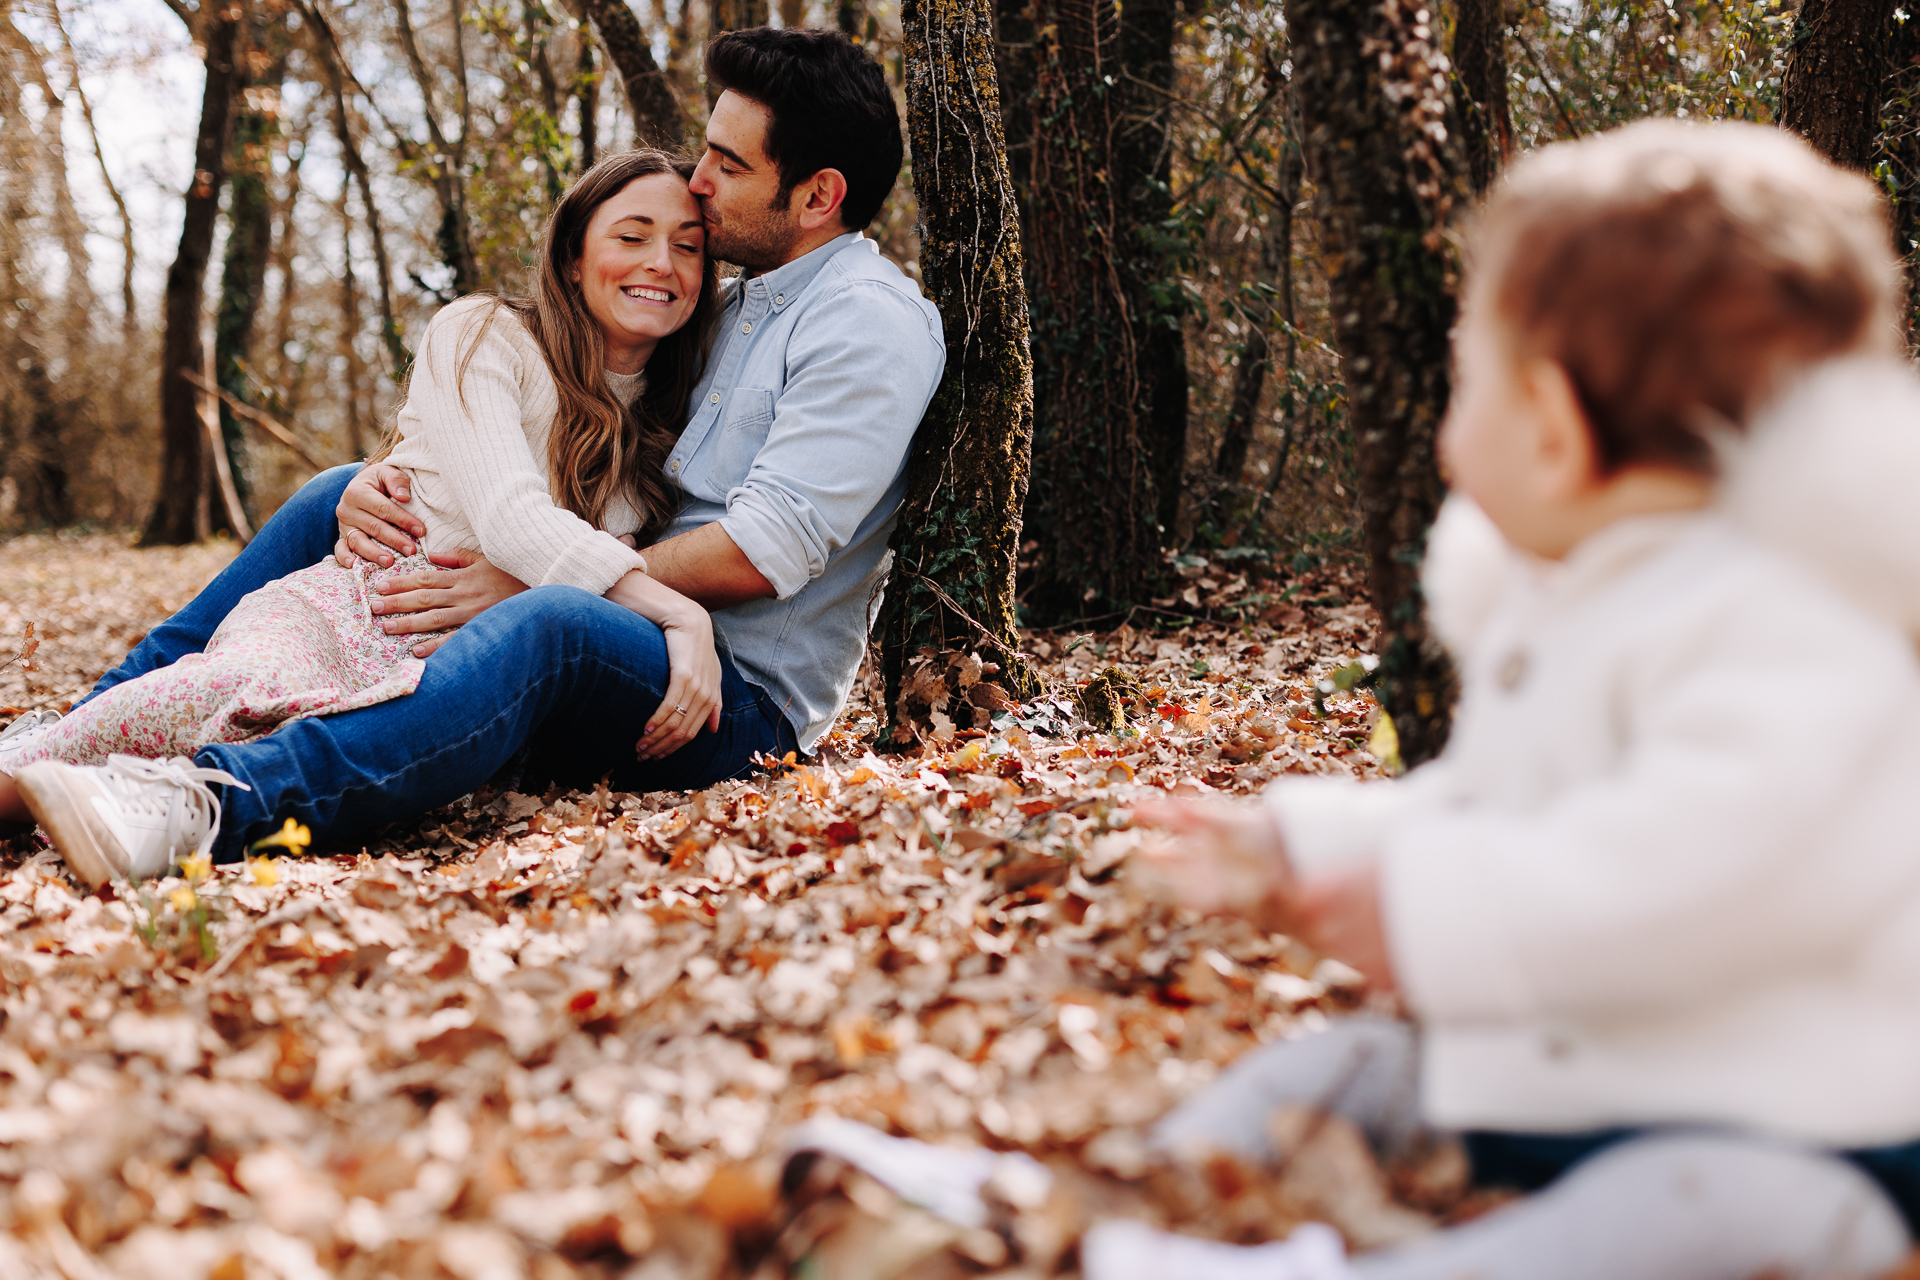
left=1497, top=650, right=1528, bottom=691
left=709, top=392, right=721, bottom=404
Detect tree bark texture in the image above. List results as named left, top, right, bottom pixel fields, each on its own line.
left=878, top=0, right=1037, bottom=729
left=144, top=0, right=245, bottom=546
left=1018, top=0, right=1188, bottom=622
left=576, top=0, right=683, bottom=147
left=213, top=43, right=286, bottom=527
left=1780, top=0, right=1899, bottom=171
left=1451, top=0, right=1512, bottom=193
left=1285, top=0, right=1461, bottom=764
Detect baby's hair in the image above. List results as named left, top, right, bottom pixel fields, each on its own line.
left=1467, top=120, right=1902, bottom=474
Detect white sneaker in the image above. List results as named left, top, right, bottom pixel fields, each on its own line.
left=14, top=754, right=250, bottom=887
left=0, top=708, right=61, bottom=775
left=1080, top=1220, right=1353, bottom=1280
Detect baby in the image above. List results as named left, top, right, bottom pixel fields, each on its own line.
left=1089, top=119, right=1920, bottom=1280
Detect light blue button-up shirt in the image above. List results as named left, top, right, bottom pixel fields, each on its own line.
left=664, top=232, right=946, bottom=750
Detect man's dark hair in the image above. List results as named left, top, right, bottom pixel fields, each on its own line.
left=705, top=27, right=903, bottom=231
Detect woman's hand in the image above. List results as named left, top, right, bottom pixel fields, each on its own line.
left=335, top=463, right=427, bottom=568
left=638, top=607, right=724, bottom=760
left=370, top=549, right=529, bottom=657
left=1131, top=796, right=1300, bottom=934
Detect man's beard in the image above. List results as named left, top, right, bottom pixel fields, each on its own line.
left=705, top=195, right=804, bottom=273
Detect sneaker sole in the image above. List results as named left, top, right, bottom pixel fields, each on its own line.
left=15, top=764, right=129, bottom=889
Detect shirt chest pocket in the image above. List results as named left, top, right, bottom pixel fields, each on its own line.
left=705, top=388, right=775, bottom=489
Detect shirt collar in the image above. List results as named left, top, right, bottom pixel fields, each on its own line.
left=736, top=232, right=863, bottom=313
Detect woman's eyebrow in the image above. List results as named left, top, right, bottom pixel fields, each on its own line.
left=612, top=214, right=656, bottom=227
left=678, top=219, right=703, bottom=231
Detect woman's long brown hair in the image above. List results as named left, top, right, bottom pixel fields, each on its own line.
left=378, top=150, right=720, bottom=543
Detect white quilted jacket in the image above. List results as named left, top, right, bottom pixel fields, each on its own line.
left=1270, top=356, right=1920, bottom=1145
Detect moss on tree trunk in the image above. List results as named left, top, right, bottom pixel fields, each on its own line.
left=878, top=0, right=1037, bottom=733
left=1018, top=0, right=1188, bottom=623
left=1285, top=0, right=1461, bottom=764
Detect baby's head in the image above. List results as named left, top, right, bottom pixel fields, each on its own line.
left=1444, top=120, right=1902, bottom=558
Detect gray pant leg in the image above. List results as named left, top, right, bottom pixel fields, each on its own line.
left=1355, top=1134, right=1911, bottom=1280
left=1150, top=1018, right=1425, bottom=1163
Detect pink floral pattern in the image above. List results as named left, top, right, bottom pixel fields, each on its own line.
left=8, top=556, right=448, bottom=769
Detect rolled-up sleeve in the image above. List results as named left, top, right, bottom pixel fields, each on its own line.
left=719, top=282, right=946, bottom=600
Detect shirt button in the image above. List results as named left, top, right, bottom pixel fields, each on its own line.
left=741, top=321, right=753, bottom=334
left=709, top=392, right=721, bottom=404
left=669, top=460, right=680, bottom=473
left=775, top=295, right=784, bottom=304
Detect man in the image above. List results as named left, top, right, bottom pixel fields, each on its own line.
left=14, top=28, right=944, bottom=878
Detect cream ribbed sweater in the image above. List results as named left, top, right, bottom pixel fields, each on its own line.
left=381, top=295, right=649, bottom=595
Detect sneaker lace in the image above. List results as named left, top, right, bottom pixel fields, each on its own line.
left=99, top=754, right=252, bottom=864
left=0, top=708, right=60, bottom=746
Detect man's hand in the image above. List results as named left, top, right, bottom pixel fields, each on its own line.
left=371, top=549, right=528, bottom=657
left=335, top=463, right=426, bottom=568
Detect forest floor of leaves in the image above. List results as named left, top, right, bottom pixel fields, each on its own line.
left=0, top=531, right=1480, bottom=1280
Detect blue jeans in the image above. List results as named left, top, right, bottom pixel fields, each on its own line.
left=90, top=466, right=799, bottom=859
left=1466, top=1128, right=1920, bottom=1239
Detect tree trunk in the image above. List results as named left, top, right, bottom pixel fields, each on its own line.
left=143, top=0, right=246, bottom=546
left=336, top=178, right=367, bottom=459
left=1285, top=0, right=1461, bottom=764
left=1214, top=144, right=1301, bottom=486
left=391, top=0, right=478, bottom=293
left=713, top=0, right=769, bottom=33
left=1018, top=0, right=1187, bottom=622
left=879, top=0, right=1037, bottom=736
left=1780, top=0, right=1899, bottom=171
left=1878, top=11, right=1920, bottom=338
left=212, top=47, right=285, bottom=528
left=307, top=7, right=409, bottom=379
left=1451, top=0, right=1513, bottom=193
left=578, top=35, right=599, bottom=170
left=577, top=0, right=683, bottom=147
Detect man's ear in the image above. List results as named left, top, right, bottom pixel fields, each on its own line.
left=792, top=169, right=851, bottom=233
left=1523, top=358, right=1602, bottom=497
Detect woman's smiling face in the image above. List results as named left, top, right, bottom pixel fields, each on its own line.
left=570, top=172, right=706, bottom=374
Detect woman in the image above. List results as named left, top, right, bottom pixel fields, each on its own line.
left=1, top=150, right=721, bottom=887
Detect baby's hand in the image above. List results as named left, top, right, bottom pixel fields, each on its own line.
left=1130, top=797, right=1298, bottom=931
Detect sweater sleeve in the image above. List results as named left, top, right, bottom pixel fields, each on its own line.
left=410, top=300, right=645, bottom=594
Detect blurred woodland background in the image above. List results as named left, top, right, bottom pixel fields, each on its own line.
left=0, top=0, right=1909, bottom=616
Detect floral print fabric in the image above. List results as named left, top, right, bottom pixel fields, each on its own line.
left=6, top=556, right=447, bottom=770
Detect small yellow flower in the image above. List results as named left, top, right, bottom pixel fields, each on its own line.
left=168, top=886, right=197, bottom=913
left=178, top=854, right=212, bottom=885
left=249, top=818, right=311, bottom=856
left=248, top=857, right=281, bottom=888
